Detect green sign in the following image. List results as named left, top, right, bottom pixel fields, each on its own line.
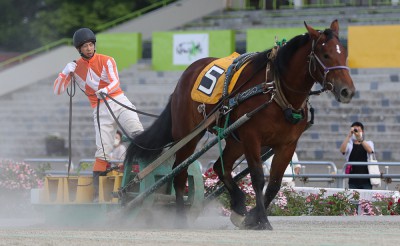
left=96, top=33, right=142, bottom=71
left=152, top=30, right=235, bottom=71
left=246, top=27, right=323, bottom=52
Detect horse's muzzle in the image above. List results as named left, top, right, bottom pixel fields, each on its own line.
left=338, top=87, right=355, bottom=103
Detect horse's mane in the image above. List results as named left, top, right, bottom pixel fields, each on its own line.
left=247, top=49, right=272, bottom=73
left=273, top=28, right=334, bottom=76
left=274, top=33, right=310, bottom=75
left=245, top=28, right=334, bottom=80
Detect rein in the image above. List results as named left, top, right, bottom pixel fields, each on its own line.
left=66, top=74, right=76, bottom=177
left=102, top=94, right=159, bottom=118
left=98, top=92, right=174, bottom=151
left=70, top=76, right=165, bottom=153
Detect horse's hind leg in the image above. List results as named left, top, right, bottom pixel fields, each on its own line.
left=172, top=138, right=201, bottom=228
left=213, top=140, right=247, bottom=219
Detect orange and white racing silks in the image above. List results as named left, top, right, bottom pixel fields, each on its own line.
left=54, top=53, right=123, bottom=108
left=54, top=53, right=143, bottom=172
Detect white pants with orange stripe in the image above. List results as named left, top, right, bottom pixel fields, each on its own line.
left=92, top=94, right=143, bottom=171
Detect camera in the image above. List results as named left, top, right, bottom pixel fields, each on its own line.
left=354, top=129, right=358, bottom=133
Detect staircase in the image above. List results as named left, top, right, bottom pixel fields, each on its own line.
left=177, top=5, right=400, bottom=41
left=1, top=4, right=400, bottom=169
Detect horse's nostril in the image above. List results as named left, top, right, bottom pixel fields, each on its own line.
left=340, top=88, right=349, bottom=98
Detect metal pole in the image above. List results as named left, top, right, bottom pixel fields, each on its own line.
left=204, top=167, right=250, bottom=203
left=124, top=113, right=251, bottom=211
left=385, top=166, right=389, bottom=190
left=204, top=148, right=275, bottom=202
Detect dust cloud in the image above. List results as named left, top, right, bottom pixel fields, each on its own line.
left=0, top=192, right=229, bottom=230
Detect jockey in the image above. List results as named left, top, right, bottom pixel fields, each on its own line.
left=54, top=27, right=143, bottom=202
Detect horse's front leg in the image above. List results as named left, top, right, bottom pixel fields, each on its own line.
left=263, top=147, right=296, bottom=216
left=264, top=178, right=281, bottom=212
left=243, top=152, right=271, bottom=230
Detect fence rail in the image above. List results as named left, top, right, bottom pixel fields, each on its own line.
left=22, top=158, right=400, bottom=190
left=228, top=160, right=400, bottom=190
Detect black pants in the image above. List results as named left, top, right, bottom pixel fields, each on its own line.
left=93, top=171, right=107, bottom=200
left=349, top=183, right=372, bottom=189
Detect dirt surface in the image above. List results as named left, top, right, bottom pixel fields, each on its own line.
left=1, top=214, right=400, bottom=246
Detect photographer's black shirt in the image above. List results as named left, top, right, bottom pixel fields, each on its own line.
left=348, top=143, right=370, bottom=185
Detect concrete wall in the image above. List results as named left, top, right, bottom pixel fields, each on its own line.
left=106, top=0, right=226, bottom=40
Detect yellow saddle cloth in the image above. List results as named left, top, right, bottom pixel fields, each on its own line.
left=191, top=52, right=249, bottom=104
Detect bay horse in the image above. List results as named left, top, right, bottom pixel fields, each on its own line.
left=125, top=20, right=355, bottom=230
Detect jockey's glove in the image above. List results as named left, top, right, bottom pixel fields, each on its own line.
left=95, top=87, right=109, bottom=99
left=62, top=62, right=77, bottom=75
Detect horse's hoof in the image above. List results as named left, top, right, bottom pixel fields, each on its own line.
left=258, top=221, right=273, bottom=230
left=230, top=211, right=246, bottom=228
left=244, top=221, right=273, bottom=230
left=242, top=213, right=273, bottom=230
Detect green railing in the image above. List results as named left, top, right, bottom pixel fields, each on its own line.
left=0, top=0, right=176, bottom=70
left=96, top=0, right=176, bottom=31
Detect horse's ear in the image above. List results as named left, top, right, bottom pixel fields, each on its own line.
left=330, top=19, right=339, bottom=37
left=304, top=21, right=319, bottom=39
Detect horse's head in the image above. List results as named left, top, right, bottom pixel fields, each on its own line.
left=305, top=20, right=355, bottom=103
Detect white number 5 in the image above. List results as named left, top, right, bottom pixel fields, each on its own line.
left=197, top=65, right=224, bottom=96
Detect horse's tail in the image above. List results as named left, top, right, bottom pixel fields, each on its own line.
left=125, top=98, right=173, bottom=165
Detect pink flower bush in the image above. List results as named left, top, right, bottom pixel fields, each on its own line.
left=370, top=193, right=400, bottom=215
left=203, top=168, right=400, bottom=216
left=276, top=191, right=288, bottom=209
left=0, top=159, right=43, bottom=191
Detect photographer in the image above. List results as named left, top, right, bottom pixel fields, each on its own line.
left=339, top=121, right=375, bottom=189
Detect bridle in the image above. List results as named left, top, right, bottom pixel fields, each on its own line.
left=308, top=32, right=350, bottom=95
left=272, top=30, right=351, bottom=125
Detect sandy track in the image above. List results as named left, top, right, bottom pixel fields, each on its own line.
left=1, top=215, right=399, bottom=246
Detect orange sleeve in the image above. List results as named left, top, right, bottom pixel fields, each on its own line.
left=53, top=73, right=72, bottom=95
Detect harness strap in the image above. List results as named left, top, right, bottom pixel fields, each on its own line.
left=222, top=52, right=257, bottom=98
left=228, top=82, right=274, bottom=108
left=273, top=76, right=306, bottom=112
left=213, top=111, right=230, bottom=176
left=132, top=111, right=220, bottom=184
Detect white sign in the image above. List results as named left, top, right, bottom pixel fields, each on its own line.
left=173, top=33, right=209, bottom=65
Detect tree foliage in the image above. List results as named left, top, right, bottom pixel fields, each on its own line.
left=0, top=0, right=160, bottom=52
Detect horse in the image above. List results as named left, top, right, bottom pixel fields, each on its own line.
left=125, top=20, right=355, bottom=230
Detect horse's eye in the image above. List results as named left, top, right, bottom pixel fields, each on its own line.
left=323, top=54, right=329, bottom=59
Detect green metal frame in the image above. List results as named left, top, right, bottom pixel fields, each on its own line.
left=121, top=157, right=204, bottom=221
